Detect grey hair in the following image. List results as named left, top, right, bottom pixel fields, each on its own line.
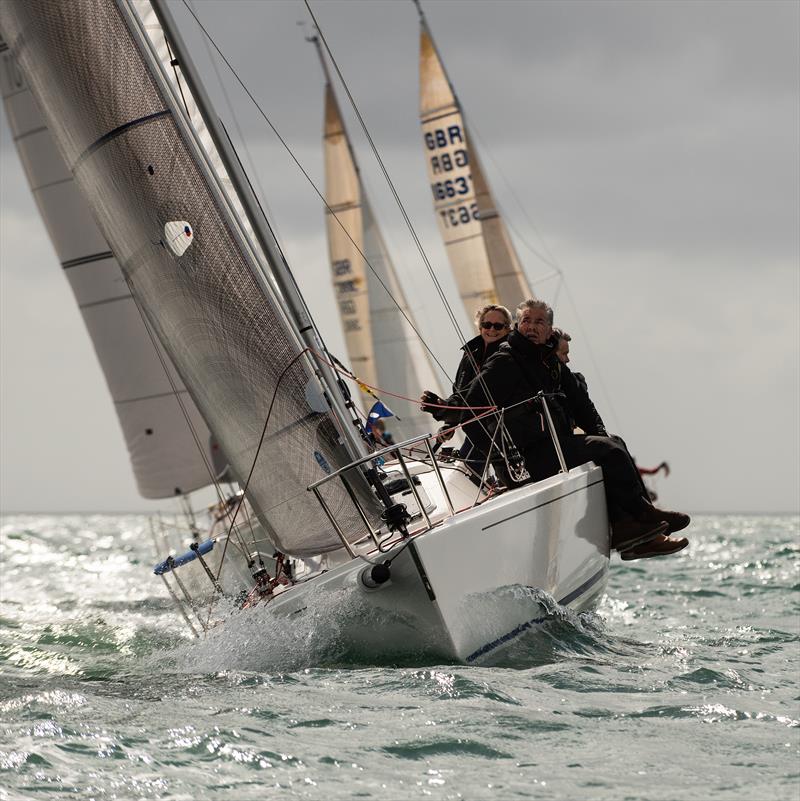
left=474, top=303, right=512, bottom=328
left=515, top=298, right=554, bottom=325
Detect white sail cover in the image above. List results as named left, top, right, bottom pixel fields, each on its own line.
left=0, top=36, right=215, bottom=499
left=0, top=0, right=380, bottom=557
left=419, top=21, right=533, bottom=317
left=323, top=81, right=442, bottom=438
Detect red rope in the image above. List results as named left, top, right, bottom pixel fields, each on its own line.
left=308, top=347, right=496, bottom=412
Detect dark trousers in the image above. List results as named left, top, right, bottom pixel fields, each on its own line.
left=523, top=434, right=648, bottom=522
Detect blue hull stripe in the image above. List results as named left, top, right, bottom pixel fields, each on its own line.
left=464, top=566, right=607, bottom=663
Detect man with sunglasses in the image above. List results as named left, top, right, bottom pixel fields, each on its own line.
left=425, top=299, right=690, bottom=561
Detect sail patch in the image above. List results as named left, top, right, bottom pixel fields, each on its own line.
left=164, top=220, right=193, bottom=256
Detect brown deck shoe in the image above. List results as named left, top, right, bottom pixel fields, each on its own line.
left=611, top=519, right=669, bottom=553
left=640, top=503, right=691, bottom=534
left=621, top=534, right=689, bottom=561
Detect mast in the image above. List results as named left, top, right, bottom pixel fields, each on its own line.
left=150, top=0, right=369, bottom=465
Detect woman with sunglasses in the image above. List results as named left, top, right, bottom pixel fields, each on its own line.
left=420, top=304, right=512, bottom=480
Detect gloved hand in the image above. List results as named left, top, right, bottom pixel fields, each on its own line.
left=435, top=425, right=455, bottom=443
left=420, top=390, right=447, bottom=420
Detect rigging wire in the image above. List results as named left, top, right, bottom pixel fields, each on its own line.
left=303, top=1, right=467, bottom=350
left=122, top=275, right=254, bottom=559
left=178, top=0, right=458, bottom=388
left=463, top=117, right=621, bottom=429
left=303, top=3, right=516, bottom=450
left=186, top=0, right=283, bottom=249
left=179, top=1, right=514, bottom=471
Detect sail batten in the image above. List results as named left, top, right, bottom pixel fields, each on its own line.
left=0, top=0, right=380, bottom=555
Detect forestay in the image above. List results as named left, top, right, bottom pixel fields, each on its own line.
left=0, top=37, right=216, bottom=499
left=418, top=17, right=533, bottom=318
left=0, top=0, right=381, bottom=557
left=323, top=72, right=443, bottom=439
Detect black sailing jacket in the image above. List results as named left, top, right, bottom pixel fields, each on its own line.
left=449, top=329, right=607, bottom=453
left=446, top=333, right=507, bottom=402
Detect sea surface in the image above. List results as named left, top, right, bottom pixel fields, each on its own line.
left=0, top=513, right=797, bottom=801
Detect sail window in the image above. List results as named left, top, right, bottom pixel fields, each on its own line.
left=164, top=220, right=193, bottom=257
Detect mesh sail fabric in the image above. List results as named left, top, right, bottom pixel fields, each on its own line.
left=0, top=39, right=216, bottom=499
left=0, top=0, right=379, bottom=556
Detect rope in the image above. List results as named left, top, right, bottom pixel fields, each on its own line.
left=213, top=347, right=312, bottom=583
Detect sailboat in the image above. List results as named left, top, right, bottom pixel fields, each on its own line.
left=416, top=1, right=534, bottom=318
left=316, top=37, right=443, bottom=441
left=0, top=0, right=609, bottom=664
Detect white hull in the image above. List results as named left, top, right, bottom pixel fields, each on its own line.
left=263, top=462, right=609, bottom=664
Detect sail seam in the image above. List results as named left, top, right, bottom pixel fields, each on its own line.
left=325, top=201, right=359, bottom=214
left=114, top=389, right=189, bottom=406
left=13, top=125, right=47, bottom=143
left=33, top=176, right=74, bottom=193
left=0, top=86, right=29, bottom=100
left=61, top=251, right=115, bottom=270
left=73, top=109, right=171, bottom=168
left=79, top=294, right=132, bottom=310
left=421, top=108, right=459, bottom=125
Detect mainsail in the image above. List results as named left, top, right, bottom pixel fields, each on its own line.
left=418, top=9, right=533, bottom=319
left=0, top=37, right=217, bottom=500
left=321, top=56, right=443, bottom=438
left=0, top=0, right=381, bottom=556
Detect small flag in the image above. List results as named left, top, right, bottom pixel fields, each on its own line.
left=365, top=400, right=394, bottom=435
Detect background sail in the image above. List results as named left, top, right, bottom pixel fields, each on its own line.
left=418, top=21, right=533, bottom=318
left=323, top=83, right=376, bottom=387
left=0, top=0, right=380, bottom=556
left=324, top=77, right=442, bottom=438
left=0, top=37, right=216, bottom=499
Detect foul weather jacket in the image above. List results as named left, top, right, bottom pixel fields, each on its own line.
left=444, top=330, right=607, bottom=455
left=447, top=334, right=507, bottom=402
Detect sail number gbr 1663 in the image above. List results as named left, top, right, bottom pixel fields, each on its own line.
left=424, top=123, right=478, bottom=229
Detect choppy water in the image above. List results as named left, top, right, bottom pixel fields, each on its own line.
left=0, top=514, right=797, bottom=800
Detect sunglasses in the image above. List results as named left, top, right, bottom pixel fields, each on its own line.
left=480, top=321, right=507, bottom=331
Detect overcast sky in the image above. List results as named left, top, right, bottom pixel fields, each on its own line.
left=1, top=0, right=798, bottom=514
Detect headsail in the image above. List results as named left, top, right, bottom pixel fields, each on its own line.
left=0, top=37, right=216, bottom=499
left=0, top=0, right=381, bottom=557
left=418, top=10, right=533, bottom=319
left=321, top=53, right=442, bottom=438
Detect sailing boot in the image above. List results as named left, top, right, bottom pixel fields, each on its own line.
left=621, top=534, right=689, bottom=561
left=639, top=502, right=691, bottom=534
left=611, top=518, right=669, bottom=553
